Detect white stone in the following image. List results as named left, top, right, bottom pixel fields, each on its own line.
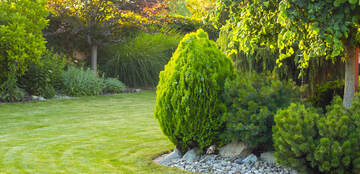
left=38, top=96, right=46, bottom=101
left=159, top=148, right=182, bottom=165
left=182, top=148, right=200, bottom=162
left=206, top=145, right=216, bottom=154
left=242, top=154, right=258, bottom=163
left=260, top=152, right=276, bottom=164
left=219, top=142, right=251, bottom=158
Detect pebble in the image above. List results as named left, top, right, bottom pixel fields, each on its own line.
left=161, top=153, right=296, bottom=174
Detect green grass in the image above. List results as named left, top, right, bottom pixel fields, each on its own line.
left=0, top=91, right=188, bottom=174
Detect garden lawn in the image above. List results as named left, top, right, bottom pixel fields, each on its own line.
left=0, top=91, right=188, bottom=174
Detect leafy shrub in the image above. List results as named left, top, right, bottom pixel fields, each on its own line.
left=311, top=80, right=344, bottom=110
left=222, top=72, right=299, bottom=151
left=0, top=71, right=26, bottom=102
left=104, top=78, right=126, bottom=93
left=154, top=29, right=236, bottom=153
left=100, top=31, right=182, bottom=88
left=273, top=96, right=360, bottom=174
left=61, top=67, right=104, bottom=96
left=20, top=50, right=66, bottom=98
left=0, top=0, right=48, bottom=80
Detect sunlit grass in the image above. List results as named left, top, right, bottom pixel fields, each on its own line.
left=0, top=91, right=188, bottom=174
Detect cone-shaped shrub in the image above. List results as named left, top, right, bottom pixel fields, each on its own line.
left=154, top=29, right=236, bottom=153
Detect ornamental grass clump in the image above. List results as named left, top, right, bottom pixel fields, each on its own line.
left=154, top=29, right=236, bottom=153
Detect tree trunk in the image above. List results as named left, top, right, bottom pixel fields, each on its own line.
left=343, top=47, right=356, bottom=108
left=91, top=44, right=98, bottom=74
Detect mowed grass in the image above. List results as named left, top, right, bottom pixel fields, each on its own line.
left=0, top=91, right=188, bottom=174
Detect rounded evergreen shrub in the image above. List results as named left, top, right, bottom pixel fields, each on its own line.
left=104, top=78, right=126, bottom=93
left=273, top=103, right=320, bottom=173
left=273, top=97, right=360, bottom=174
left=154, top=29, right=236, bottom=153
left=222, top=72, right=299, bottom=151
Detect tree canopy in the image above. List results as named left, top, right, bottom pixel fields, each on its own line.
left=214, top=0, right=360, bottom=107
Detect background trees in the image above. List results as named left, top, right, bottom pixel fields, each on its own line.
left=47, top=0, right=169, bottom=74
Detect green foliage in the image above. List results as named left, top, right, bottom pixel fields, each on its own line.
left=104, top=78, right=126, bottom=94
left=273, top=96, right=360, bottom=173
left=277, top=0, right=360, bottom=66
left=20, top=50, right=66, bottom=98
left=273, top=103, right=320, bottom=173
left=0, top=70, right=25, bottom=102
left=311, top=80, right=344, bottom=109
left=0, top=0, right=48, bottom=80
left=101, top=31, right=182, bottom=87
left=61, top=67, right=104, bottom=96
left=154, top=29, right=236, bottom=153
left=222, top=72, right=299, bottom=151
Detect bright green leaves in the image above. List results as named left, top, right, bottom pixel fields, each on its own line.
left=274, top=96, right=360, bottom=173
left=216, top=0, right=360, bottom=75
left=154, top=29, right=236, bottom=153
left=273, top=103, right=319, bottom=173
left=0, top=0, right=48, bottom=81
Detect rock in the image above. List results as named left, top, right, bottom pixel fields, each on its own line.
left=242, top=154, right=258, bottom=163
left=219, top=142, right=251, bottom=158
left=135, top=89, right=141, bottom=92
left=38, top=96, right=46, bottom=101
left=159, top=148, right=182, bottom=165
left=182, top=148, right=200, bottom=162
left=254, top=161, right=260, bottom=168
left=206, top=145, right=216, bottom=154
left=32, top=95, right=39, bottom=100
left=260, top=152, right=276, bottom=164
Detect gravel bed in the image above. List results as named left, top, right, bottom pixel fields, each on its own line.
left=160, top=154, right=297, bottom=174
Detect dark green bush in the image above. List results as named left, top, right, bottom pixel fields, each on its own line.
left=310, top=80, right=344, bottom=110
left=273, top=96, right=360, bottom=174
left=104, top=78, right=126, bottom=93
left=20, top=50, right=66, bottom=98
left=0, top=71, right=26, bottom=102
left=154, top=29, right=236, bottom=153
left=222, top=72, right=299, bottom=151
left=61, top=67, right=104, bottom=96
left=273, top=103, right=320, bottom=173
left=100, top=31, right=182, bottom=88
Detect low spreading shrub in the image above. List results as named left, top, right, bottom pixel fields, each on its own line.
left=273, top=96, right=360, bottom=174
left=20, top=50, right=66, bottom=98
left=100, top=31, right=182, bottom=87
left=154, top=29, right=236, bottom=153
left=222, top=72, right=299, bottom=151
left=61, top=67, right=104, bottom=96
left=104, top=78, right=126, bottom=93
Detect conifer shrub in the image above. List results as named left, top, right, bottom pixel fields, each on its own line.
left=273, top=103, right=320, bottom=173
left=273, top=96, right=360, bottom=174
left=154, top=29, right=236, bottom=153
left=222, top=72, right=299, bottom=151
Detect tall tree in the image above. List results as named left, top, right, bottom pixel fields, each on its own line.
left=47, top=0, right=168, bottom=73
left=277, top=0, right=360, bottom=107
left=214, top=0, right=360, bottom=107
